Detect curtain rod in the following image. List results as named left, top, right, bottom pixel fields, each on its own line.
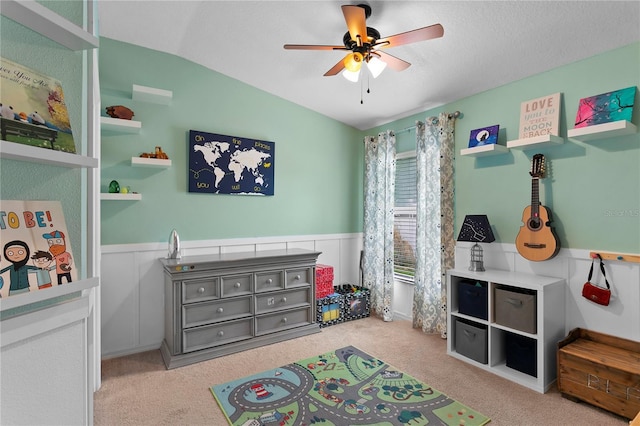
left=394, top=111, right=462, bottom=134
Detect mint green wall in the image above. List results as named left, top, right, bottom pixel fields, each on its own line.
left=368, top=42, right=640, bottom=253
left=99, top=38, right=364, bottom=245
left=1, top=3, right=86, bottom=275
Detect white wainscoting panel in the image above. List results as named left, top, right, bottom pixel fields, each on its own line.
left=101, top=233, right=363, bottom=358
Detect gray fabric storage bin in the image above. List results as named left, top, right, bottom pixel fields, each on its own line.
left=494, top=287, right=537, bottom=333
left=455, top=318, right=488, bottom=364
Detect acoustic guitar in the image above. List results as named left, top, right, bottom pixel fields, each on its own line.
left=515, top=153, right=560, bottom=261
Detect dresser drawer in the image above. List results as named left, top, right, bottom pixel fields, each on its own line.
left=255, top=287, right=311, bottom=315
left=183, top=317, right=253, bottom=353
left=182, top=277, right=219, bottom=303
left=221, top=274, right=253, bottom=297
left=286, top=267, right=312, bottom=287
left=183, top=296, right=253, bottom=328
left=255, top=307, right=312, bottom=336
left=255, top=270, right=284, bottom=293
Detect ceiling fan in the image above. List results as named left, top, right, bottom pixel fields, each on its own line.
left=283, top=3, right=444, bottom=80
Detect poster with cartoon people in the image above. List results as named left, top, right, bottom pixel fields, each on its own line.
left=0, top=200, right=76, bottom=298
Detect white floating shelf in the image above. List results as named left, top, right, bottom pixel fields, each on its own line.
left=507, top=134, right=564, bottom=149
left=0, top=139, right=98, bottom=168
left=132, top=84, right=173, bottom=105
left=100, top=116, right=141, bottom=133
left=1, top=0, right=99, bottom=51
left=100, top=193, right=142, bottom=201
left=131, top=157, right=171, bottom=168
left=460, top=144, right=509, bottom=157
left=567, top=120, right=637, bottom=142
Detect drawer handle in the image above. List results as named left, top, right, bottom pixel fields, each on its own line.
left=282, top=317, right=288, bottom=323
left=295, top=275, right=301, bottom=280
left=217, top=330, right=224, bottom=337
left=234, top=282, right=241, bottom=288
left=463, top=329, right=476, bottom=339
left=198, top=287, right=205, bottom=294
left=282, top=297, right=287, bottom=303
left=506, top=297, right=523, bottom=307
left=266, top=278, right=273, bottom=284
left=217, top=307, right=224, bottom=313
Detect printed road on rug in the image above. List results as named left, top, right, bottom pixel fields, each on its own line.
left=211, top=346, right=490, bottom=426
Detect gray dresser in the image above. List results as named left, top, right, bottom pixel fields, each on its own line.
left=160, top=248, right=321, bottom=369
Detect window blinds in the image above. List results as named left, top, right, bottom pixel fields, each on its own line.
left=394, top=155, right=417, bottom=282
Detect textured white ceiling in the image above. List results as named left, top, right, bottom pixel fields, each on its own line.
left=98, top=1, right=640, bottom=130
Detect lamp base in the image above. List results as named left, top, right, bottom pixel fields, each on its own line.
left=469, top=261, right=485, bottom=272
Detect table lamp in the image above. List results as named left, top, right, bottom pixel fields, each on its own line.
left=457, top=215, right=495, bottom=272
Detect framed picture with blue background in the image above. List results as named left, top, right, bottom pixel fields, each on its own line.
left=468, top=125, right=499, bottom=148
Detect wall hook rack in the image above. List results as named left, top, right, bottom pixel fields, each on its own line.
left=589, top=251, right=640, bottom=264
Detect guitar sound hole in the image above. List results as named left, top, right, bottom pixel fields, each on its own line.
left=528, top=219, right=541, bottom=230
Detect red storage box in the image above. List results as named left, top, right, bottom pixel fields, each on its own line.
left=315, top=264, right=334, bottom=299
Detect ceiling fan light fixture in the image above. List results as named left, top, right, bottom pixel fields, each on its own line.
left=342, top=68, right=360, bottom=82
left=343, top=52, right=363, bottom=72
left=366, top=56, right=387, bottom=78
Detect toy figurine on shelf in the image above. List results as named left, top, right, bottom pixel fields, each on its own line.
left=108, top=180, right=120, bottom=193
left=105, top=105, right=134, bottom=120
left=140, top=146, right=169, bottom=159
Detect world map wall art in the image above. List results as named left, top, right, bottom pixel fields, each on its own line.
left=188, top=129, right=275, bottom=196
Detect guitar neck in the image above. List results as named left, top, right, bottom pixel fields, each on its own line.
left=531, top=177, right=540, bottom=216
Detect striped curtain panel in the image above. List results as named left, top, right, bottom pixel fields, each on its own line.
left=362, top=131, right=396, bottom=321
left=412, top=113, right=456, bottom=337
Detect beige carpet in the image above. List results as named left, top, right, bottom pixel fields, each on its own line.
left=94, top=316, right=628, bottom=425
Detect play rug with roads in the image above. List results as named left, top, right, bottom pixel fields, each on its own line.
left=210, top=345, right=490, bottom=425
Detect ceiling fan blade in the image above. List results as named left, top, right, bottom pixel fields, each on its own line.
left=377, top=23, right=444, bottom=49
left=376, top=51, right=411, bottom=72
left=342, top=5, right=367, bottom=45
left=323, top=56, right=347, bottom=76
left=284, top=44, right=346, bottom=51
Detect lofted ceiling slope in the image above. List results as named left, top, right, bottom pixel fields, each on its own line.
left=98, top=1, right=640, bottom=130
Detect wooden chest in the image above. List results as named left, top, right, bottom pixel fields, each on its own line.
left=558, top=328, right=640, bottom=420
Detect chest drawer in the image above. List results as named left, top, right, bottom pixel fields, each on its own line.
left=255, top=287, right=311, bottom=315
left=255, top=306, right=312, bottom=336
left=255, top=270, right=284, bottom=293
left=182, top=277, right=219, bottom=303
left=221, top=274, right=252, bottom=297
left=183, top=296, right=253, bottom=328
left=286, top=267, right=312, bottom=287
left=183, top=317, right=253, bottom=353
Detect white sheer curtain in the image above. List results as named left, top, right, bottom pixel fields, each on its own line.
left=412, top=113, right=456, bottom=337
left=362, top=131, right=396, bottom=321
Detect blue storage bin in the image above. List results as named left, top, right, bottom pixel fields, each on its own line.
left=458, top=280, right=488, bottom=320
left=506, top=332, right=537, bottom=377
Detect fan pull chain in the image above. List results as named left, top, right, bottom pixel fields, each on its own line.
left=360, top=73, right=364, bottom=104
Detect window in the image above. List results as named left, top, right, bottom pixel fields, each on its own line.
left=394, top=152, right=417, bottom=283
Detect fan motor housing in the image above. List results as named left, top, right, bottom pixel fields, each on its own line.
left=343, top=27, right=381, bottom=52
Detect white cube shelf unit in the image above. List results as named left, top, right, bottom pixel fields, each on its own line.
left=446, top=268, right=565, bottom=393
